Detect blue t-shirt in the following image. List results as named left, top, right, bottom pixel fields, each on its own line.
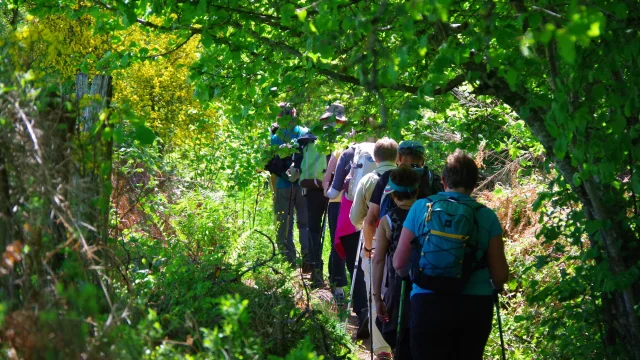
left=403, top=191, right=503, bottom=297
left=270, top=126, right=306, bottom=189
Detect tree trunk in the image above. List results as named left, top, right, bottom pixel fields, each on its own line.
left=476, top=73, right=640, bottom=358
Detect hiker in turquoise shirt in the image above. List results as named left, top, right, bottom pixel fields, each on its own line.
left=393, top=149, right=509, bottom=359
left=267, top=103, right=309, bottom=267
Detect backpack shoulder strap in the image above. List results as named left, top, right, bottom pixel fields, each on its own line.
left=426, top=194, right=447, bottom=203
left=463, top=199, right=486, bottom=211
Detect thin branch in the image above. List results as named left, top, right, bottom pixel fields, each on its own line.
left=532, top=6, right=563, bottom=19
left=214, top=230, right=277, bottom=284
left=11, top=98, right=44, bottom=165
left=140, top=32, right=196, bottom=59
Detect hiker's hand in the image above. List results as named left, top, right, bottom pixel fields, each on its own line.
left=286, top=168, right=300, bottom=182
left=364, top=248, right=374, bottom=258
left=376, top=299, right=389, bottom=323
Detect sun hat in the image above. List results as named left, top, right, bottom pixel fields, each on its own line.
left=320, top=103, right=347, bottom=122
left=277, top=102, right=295, bottom=117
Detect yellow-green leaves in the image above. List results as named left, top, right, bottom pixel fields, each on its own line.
left=308, top=21, right=318, bottom=34
left=587, top=21, right=600, bottom=38
left=296, top=9, right=307, bottom=22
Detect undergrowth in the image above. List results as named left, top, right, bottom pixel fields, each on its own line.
left=108, top=141, right=355, bottom=359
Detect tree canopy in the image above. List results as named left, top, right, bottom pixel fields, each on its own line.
left=2, top=0, right=640, bottom=358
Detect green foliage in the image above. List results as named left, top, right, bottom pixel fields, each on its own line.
left=5, top=0, right=640, bottom=358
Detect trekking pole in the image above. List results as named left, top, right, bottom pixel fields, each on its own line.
left=344, top=232, right=364, bottom=330
left=284, top=185, right=294, bottom=265
left=368, top=253, right=373, bottom=360
left=394, top=278, right=407, bottom=359
left=313, top=201, right=329, bottom=285
left=494, top=291, right=507, bottom=360
left=319, top=201, right=329, bottom=265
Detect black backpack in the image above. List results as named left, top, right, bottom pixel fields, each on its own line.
left=379, top=167, right=444, bottom=219
left=264, top=155, right=293, bottom=179
left=376, top=207, right=412, bottom=347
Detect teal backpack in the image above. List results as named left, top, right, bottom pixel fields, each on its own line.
left=410, top=195, right=487, bottom=293
left=300, top=141, right=327, bottom=189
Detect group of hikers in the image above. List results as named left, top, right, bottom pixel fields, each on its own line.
left=266, top=102, right=510, bottom=360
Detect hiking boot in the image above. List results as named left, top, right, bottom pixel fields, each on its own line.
left=301, top=262, right=313, bottom=274
left=310, top=278, right=326, bottom=290
left=333, top=292, right=345, bottom=308
left=376, top=352, right=393, bottom=360
left=356, top=309, right=370, bottom=339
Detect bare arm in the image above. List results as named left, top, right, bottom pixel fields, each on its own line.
left=487, top=234, right=509, bottom=288
left=393, top=227, right=415, bottom=277
left=373, top=218, right=391, bottom=323
left=372, top=218, right=390, bottom=301
left=363, top=203, right=380, bottom=258
left=323, top=154, right=338, bottom=197
left=349, top=177, right=371, bottom=230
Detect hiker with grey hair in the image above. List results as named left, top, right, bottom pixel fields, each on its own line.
left=348, top=137, right=399, bottom=360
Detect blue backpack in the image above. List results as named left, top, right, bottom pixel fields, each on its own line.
left=410, top=195, right=486, bottom=293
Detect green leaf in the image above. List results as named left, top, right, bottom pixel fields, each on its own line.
left=554, top=136, right=568, bottom=159
left=113, top=128, right=124, bottom=143
left=120, top=54, right=130, bottom=67
left=585, top=219, right=602, bottom=235
left=556, top=30, right=576, bottom=64
left=539, top=23, right=556, bottom=44
left=308, top=21, right=318, bottom=34
left=197, top=0, right=207, bottom=14
left=615, top=3, right=628, bottom=19
left=529, top=12, right=542, bottom=29
left=296, top=9, right=307, bottom=22
left=419, top=36, right=428, bottom=56
left=587, top=22, right=601, bottom=38
left=135, top=125, right=156, bottom=145
left=280, top=4, right=296, bottom=24
left=506, top=69, right=517, bottom=90
left=123, top=8, right=137, bottom=27
left=101, top=126, right=112, bottom=141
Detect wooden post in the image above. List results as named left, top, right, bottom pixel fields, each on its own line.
left=74, top=73, right=113, bottom=242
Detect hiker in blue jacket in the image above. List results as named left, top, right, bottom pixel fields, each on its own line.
left=393, top=149, right=509, bottom=359
left=266, top=103, right=310, bottom=267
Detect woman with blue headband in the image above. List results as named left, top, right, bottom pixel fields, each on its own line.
left=393, top=150, right=509, bottom=359
left=372, top=166, right=421, bottom=359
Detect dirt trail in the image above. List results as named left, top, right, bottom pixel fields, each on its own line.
left=298, top=269, right=373, bottom=358
left=346, top=311, right=374, bottom=359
